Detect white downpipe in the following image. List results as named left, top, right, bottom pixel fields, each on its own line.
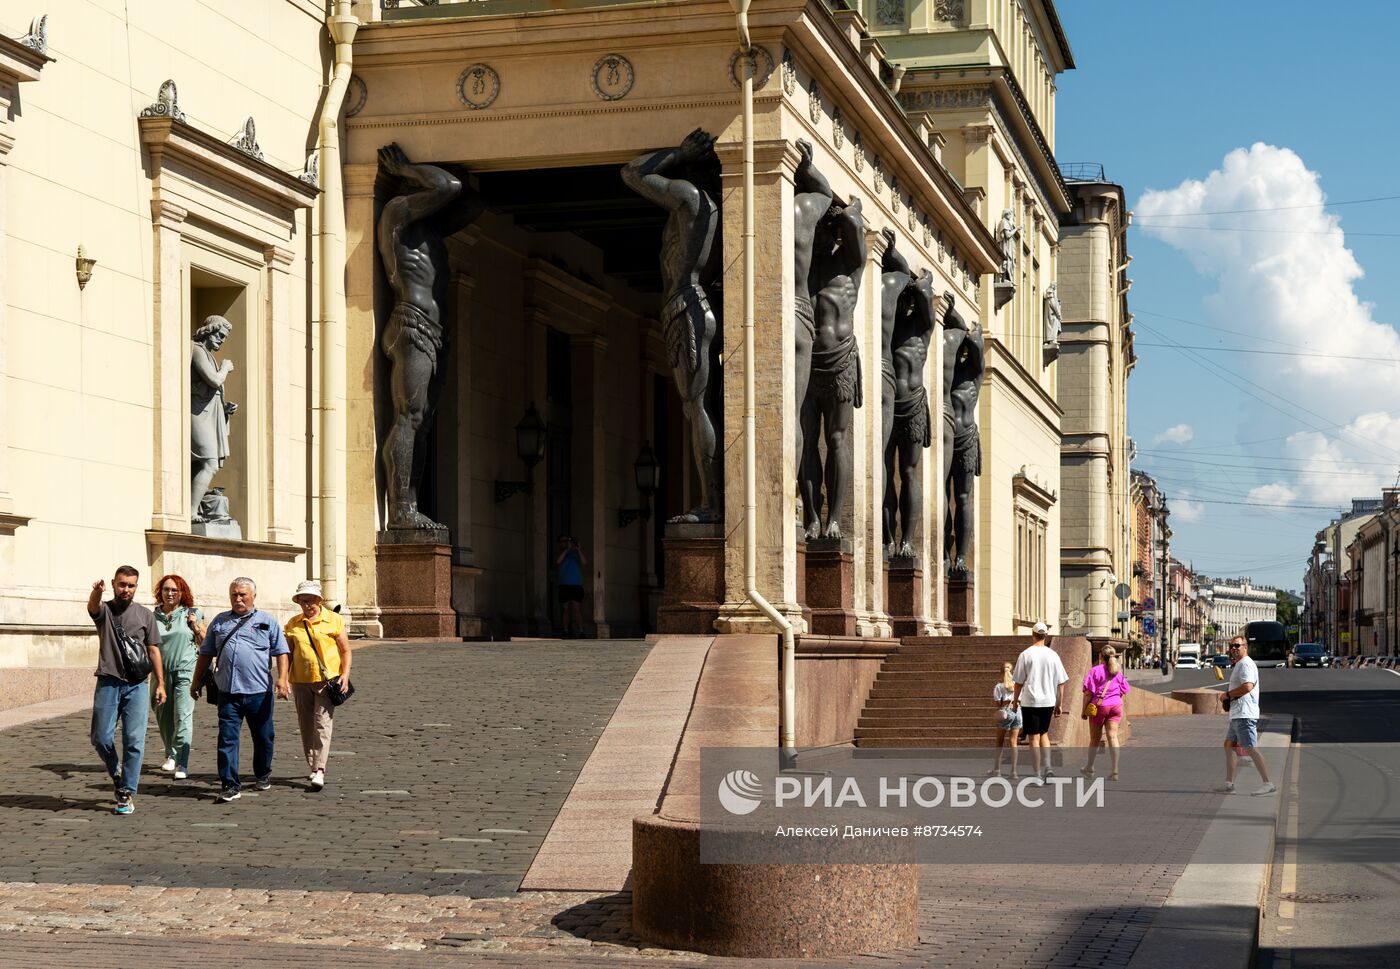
left=317, top=1, right=359, bottom=606
left=731, top=0, right=797, bottom=750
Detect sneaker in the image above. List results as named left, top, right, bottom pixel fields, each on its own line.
left=254, top=777, right=272, bottom=792
left=216, top=786, right=241, bottom=803
left=160, top=758, right=176, bottom=773
left=1252, top=783, right=1278, bottom=796
left=114, top=793, right=134, bottom=816
left=1043, top=767, right=1056, bottom=778
left=1214, top=782, right=1236, bottom=794
left=309, top=770, right=325, bottom=792
left=174, top=769, right=187, bottom=780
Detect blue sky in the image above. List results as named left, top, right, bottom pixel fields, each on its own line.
left=1052, top=1, right=1400, bottom=592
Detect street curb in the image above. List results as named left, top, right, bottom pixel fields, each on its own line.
left=1125, top=716, right=1293, bottom=969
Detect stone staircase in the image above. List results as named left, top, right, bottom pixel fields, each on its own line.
left=854, top=636, right=1030, bottom=748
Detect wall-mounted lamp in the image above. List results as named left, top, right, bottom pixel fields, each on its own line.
left=76, top=246, right=97, bottom=290
left=494, top=402, right=546, bottom=502
left=618, top=441, right=661, bottom=527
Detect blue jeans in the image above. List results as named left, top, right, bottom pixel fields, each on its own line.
left=216, top=691, right=275, bottom=791
left=91, top=675, right=149, bottom=795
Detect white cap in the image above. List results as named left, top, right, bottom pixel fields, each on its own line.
left=1032, top=621, right=1049, bottom=635
left=293, top=579, right=323, bottom=602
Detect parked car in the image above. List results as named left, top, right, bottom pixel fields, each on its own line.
left=1175, top=654, right=1200, bottom=670
left=1290, top=643, right=1327, bottom=668
left=1209, top=654, right=1232, bottom=669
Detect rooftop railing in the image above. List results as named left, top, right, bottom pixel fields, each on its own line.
left=1060, top=162, right=1107, bottom=183
left=382, top=0, right=670, bottom=17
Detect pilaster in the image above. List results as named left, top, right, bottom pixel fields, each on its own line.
left=571, top=332, right=611, bottom=638
left=857, top=227, right=889, bottom=637
left=151, top=199, right=190, bottom=533
left=715, top=139, right=808, bottom=633
left=263, top=244, right=296, bottom=545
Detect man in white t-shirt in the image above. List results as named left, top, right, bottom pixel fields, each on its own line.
left=1012, top=622, right=1068, bottom=780
left=1216, top=635, right=1276, bottom=795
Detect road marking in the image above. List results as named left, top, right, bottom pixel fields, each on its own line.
left=441, top=837, right=492, bottom=843
left=480, top=828, right=528, bottom=834
left=361, top=789, right=411, bottom=795
left=1383, top=669, right=1400, bottom=678
left=435, top=868, right=482, bottom=874
left=192, top=822, right=238, bottom=828
left=1278, top=740, right=1302, bottom=921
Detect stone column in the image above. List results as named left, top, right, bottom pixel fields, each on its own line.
left=523, top=308, right=551, bottom=634
left=715, top=141, right=806, bottom=634
left=150, top=199, right=189, bottom=533
left=571, top=333, right=610, bottom=638
left=925, top=292, right=952, bottom=634
left=343, top=163, right=382, bottom=635
left=0, top=118, right=14, bottom=517
left=263, top=244, right=295, bottom=545
left=445, top=251, right=484, bottom=637
left=857, top=227, right=889, bottom=638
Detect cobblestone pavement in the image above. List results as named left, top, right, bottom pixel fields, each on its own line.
left=0, top=647, right=1225, bottom=967
left=0, top=640, right=649, bottom=897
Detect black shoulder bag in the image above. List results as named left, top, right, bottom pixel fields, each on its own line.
left=304, top=618, right=355, bottom=706
left=202, top=613, right=255, bottom=706
left=112, top=611, right=154, bottom=684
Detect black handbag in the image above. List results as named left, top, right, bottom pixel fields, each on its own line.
left=305, top=618, right=355, bottom=706
left=113, top=616, right=153, bottom=684
left=202, top=613, right=254, bottom=706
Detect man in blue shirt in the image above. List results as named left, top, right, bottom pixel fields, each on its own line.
left=190, top=577, right=290, bottom=802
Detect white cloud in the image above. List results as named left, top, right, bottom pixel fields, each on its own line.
left=1136, top=144, right=1400, bottom=514
left=1153, top=423, right=1194, bottom=445
left=1246, top=482, right=1299, bottom=507
left=1173, top=489, right=1206, bottom=523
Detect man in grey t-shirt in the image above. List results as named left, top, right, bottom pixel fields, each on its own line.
left=1216, top=635, right=1275, bottom=796
left=87, top=565, right=165, bottom=815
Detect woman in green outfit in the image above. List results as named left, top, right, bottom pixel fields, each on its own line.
left=152, top=573, right=205, bottom=779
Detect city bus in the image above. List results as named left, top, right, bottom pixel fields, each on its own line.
left=1244, top=620, right=1290, bottom=669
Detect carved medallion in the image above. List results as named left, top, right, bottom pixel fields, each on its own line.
left=457, top=64, right=501, bottom=110
left=593, top=54, right=635, bottom=101
left=872, top=155, right=884, bottom=194
left=781, top=48, right=797, bottom=96
left=808, top=80, right=823, bottom=123
left=891, top=179, right=901, bottom=213
left=922, top=217, right=932, bottom=248
left=909, top=206, right=917, bottom=232
left=935, top=0, right=965, bottom=21
left=832, top=108, right=844, bottom=149
left=19, top=14, right=47, bottom=55
left=729, top=46, right=774, bottom=89
left=853, top=132, right=864, bottom=172
left=345, top=74, right=368, bottom=118
left=876, top=0, right=905, bottom=26
left=231, top=117, right=264, bottom=161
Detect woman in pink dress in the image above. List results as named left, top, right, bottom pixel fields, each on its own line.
left=1080, top=644, right=1130, bottom=780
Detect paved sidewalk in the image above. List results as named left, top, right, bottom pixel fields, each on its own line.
left=0, top=644, right=1275, bottom=968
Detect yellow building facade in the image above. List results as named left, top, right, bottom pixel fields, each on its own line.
left=874, top=0, right=1072, bottom=632
left=0, top=3, right=329, bottom=704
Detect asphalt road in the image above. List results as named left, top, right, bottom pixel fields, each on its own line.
left=1249, top=666, right=1400, bottom=968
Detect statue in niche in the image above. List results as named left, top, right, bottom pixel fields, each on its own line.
left=198, top=488, right=234, bottom=524
left=376, top=142, right=482, bottom=535
left=885, top=270, right=938, bottom=560
left=622, top=128, right=723, bottom=522
left=792, top=140, right=834, bottom=532
left=190, top=315, right=238, bottom=530
left=995, top=208, right=1019, bottom=283
left=877, top=229, right=912, bottom=552
left=800, top=196, right=867, bottom=541
left=1043, top=281, right=1062, bottom=348
left=942, top=304, right=984, bottom=577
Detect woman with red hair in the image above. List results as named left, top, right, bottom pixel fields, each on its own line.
left=152, top=574, right=205, bottom=779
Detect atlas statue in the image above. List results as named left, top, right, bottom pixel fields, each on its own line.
left=942, top=304, right=984, bottom=576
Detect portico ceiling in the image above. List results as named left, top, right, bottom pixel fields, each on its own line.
left=478, top=165, right=670, bottom=296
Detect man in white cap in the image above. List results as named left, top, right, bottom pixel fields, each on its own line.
left=1012, top=621, right=1068, bottom=780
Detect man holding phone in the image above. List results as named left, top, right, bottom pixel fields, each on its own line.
left=555, top=535, right=587, bottom=639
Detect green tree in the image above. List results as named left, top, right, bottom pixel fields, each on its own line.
left=1276, top=590, right=1300, bottom=638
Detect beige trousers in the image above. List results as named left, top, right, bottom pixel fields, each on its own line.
left=291, top=681, right=335, bottom=772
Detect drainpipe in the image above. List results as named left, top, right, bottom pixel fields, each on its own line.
left=316, top=1, right=359, bottom=607
left=730, top=0, right=797, bottom=750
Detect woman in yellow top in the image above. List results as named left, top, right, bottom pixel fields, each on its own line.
left=283, top=579, right=352, bottom=791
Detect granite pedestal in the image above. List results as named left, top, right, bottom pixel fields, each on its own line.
left=886, top=556, right=926, bottom=637
left=656, top=522, right=724, bottom=635
left=806, top=538, right=857, bottom=637
left=946, top=573, right=976, bottom=636
left=375, top=532, right=457, bottom=639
